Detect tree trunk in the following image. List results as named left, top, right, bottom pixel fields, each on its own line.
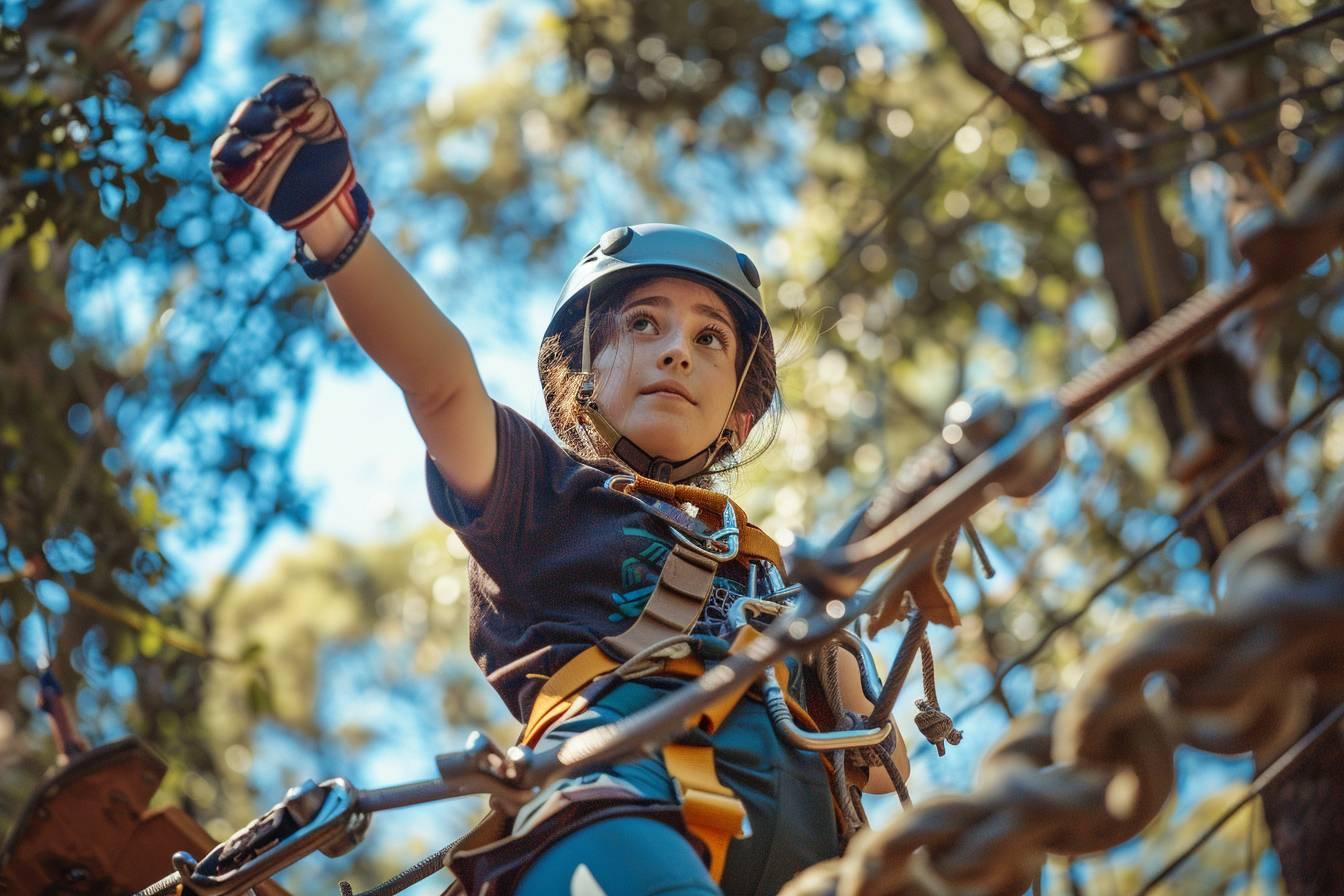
left=917, top=0, right=1340, bottom=889
left=1087, top=188, right=1282, bottom=561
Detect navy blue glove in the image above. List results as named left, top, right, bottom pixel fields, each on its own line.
left=210, top=74, right=368, bottom=232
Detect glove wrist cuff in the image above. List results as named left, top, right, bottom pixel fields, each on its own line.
left=295, top=182, right=374, bottom=281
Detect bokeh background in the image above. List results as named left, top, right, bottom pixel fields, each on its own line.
left=2, top=0, right=1343, bottom=892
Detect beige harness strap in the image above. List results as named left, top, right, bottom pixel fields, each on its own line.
left=601, top=543, right=719, bottom=659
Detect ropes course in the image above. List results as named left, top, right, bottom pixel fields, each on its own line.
left=936, top=383, right=1344, bottom=732
left=4, top=3, right=1343, bottom=896
left=781, top=509, right=1344, bottom=896
left=104, top=122, right=1344, bottom=896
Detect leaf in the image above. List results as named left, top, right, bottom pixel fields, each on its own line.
left=26, top=218, right=55, bottom=271
left=0, top=212, right=25, bottom=249
left=138, top=616, right=163, bottom=657
left=246, top=669, right=274, bottom=716
left=110, top=628, right=137, bottom=664
left=131, top=482, right=159, bottom=529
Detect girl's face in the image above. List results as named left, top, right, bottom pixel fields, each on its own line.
left=591, top=276, right=752, bottom=463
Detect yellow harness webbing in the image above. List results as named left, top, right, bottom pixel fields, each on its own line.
left=662, top=743, right=744, bottom=881
left=521, top=478, right=786, bottom=884
left=522, top=626, right=776, bottom=881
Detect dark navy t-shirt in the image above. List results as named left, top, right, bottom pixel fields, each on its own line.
left=426, top=402, right=752, bottom=723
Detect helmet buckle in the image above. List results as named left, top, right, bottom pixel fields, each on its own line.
left=577, top=375, right=597, bottom=407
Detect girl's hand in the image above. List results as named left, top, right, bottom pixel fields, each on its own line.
left=210, top=74, right=362, bottom=234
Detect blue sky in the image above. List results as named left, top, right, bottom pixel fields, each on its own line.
left=168, top=0, right=557, bottom=582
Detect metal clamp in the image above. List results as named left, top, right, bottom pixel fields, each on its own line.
left=179, top=778, right=367, bottom=896
left=762, top=662, right=895, bottom=751
left=669, top=496, right=740, bottom=561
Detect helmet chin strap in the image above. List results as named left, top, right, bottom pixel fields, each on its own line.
left=574, top=288, right=762, bottom=484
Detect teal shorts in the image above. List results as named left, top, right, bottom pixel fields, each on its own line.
left=516, top=678, right=841, bottom=896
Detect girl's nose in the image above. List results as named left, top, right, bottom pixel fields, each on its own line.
left=659, top=334, right=692, bottom=370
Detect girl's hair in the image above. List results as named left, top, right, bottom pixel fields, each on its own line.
left=539, top=276, right=783, bottom=488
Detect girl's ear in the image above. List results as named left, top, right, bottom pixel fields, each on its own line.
left=732, top=410, right=754, bottom=447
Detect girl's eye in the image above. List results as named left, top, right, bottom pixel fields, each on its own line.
left=697, top=325, right=731, bottom=350
left=628, top=314, right=656, bottom=333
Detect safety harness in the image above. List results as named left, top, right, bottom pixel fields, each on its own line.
left=525, top=475, right=786, bottom=879
left=445, top=474, right=796, bottom=891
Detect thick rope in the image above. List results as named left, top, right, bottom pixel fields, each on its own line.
left=779, top=520, right=1344, bottom=896
left=818, top=642, right=865, bottom=835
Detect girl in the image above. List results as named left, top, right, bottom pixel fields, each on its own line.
left=212, top=74, right=909, bottom=896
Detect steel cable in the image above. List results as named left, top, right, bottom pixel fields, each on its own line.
left=1105, top=109, right=1343, bottom=197
left=1116, top=74, right=1344, bottom=154
left=1075, top=6, right=1344, bottom=102
left=1133, top=700, right=1344, bottom=896
left=926, top=385, right=1343, bottom=748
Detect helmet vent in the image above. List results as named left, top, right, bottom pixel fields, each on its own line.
left=737, top=252, right=761, bottom=288
left=598, top=226, right=634, bottom=256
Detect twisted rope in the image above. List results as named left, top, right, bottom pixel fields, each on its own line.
left=780, top=519, right=1344, bottom=896
left=338, top=843, right=452, bottom=896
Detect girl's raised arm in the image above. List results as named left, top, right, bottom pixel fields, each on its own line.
left=211, top=75, right=496, bottom=504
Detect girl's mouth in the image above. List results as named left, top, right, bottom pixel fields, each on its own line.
left=639, top=381, right=696, bottom=404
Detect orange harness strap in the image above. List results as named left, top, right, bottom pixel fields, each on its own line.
left=662, top=743, right=745, bottom=881
left=624, top=475, right=784, bottom=570
left=521, top=648, right=712, bottom=748
left=521, top=628, right=773, bottom=881
left=521, top=627, right=763, bottom=750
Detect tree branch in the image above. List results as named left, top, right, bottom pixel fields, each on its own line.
left=918, top=0, right=1098, bottom=162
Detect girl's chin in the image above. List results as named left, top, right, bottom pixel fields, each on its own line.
left=622, top=422, right=710, bottom=461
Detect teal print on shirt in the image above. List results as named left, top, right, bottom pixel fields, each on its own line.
left=609, top=527, right=739, bottom=623
left=609, top=528, right=670, bottom=621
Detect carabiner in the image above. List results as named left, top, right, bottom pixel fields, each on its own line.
left=606, top=473, right=741, bottom=561
left=670, top=497, right=740, bottom=561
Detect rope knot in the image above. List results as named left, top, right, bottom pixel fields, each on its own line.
left=914, top=698, right=962, bottom=756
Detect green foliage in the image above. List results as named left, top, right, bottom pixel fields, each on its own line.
left=3, top=0, right=1341, bottom=891
left=0, top=27, right=175, bottom=254
left=0, top=0, right=355, bottom=836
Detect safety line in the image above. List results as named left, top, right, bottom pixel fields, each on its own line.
left=1110, top=107, right=1340, bottom=195
left=802, top=1, right=1330, bottom=308
left=1077, top=5, right=1344, bottom=101
left=931, top=385, right=1344, bottom=740
left=1119, top=73, right=1344, bottom=154
left=1133, top=699, right=1344, bottom=895
left=1021, top=0, right=1230, bottom=67
left=1115, top=0, right=1287, bottom=208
